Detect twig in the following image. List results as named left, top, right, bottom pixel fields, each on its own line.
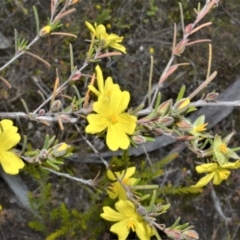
left=74, top=124, right=109, bottom=168
left=191, top=100, right=240, bottom=107
left=41, top=166, right=94, bottom=186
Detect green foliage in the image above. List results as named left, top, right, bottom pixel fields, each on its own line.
left=158, top=186, right=202, bottom=195
left=147, top=0, right=158, bottom=17
left=27, top=167, right=106, bottom=239
left=138, top=153, right=178, bottom=180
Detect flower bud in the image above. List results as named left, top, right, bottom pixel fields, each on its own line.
left=158, top=116, right=174, bottom=127
left=205, top=92, right=219, bottom=102
left=182, top=230, right=199, bottom=240
left=53, top=143, right=69, bottom=157
left=176, top=120, right=192, bottom=131
left=165, top=229, right=182, bottom=239
left=184, top=23, right=193, bottom=35
left=39, top=149, right=49, bottom=160
left=174, top=98, right=190, bottom=114
left=132, top=135, right=146, bottom=145
left=71, top=70, right=81, bottom=81
left=51, top=100, right=62, bottom=112
left=136, top=206, right=148, bottom=216
left=38, top=109, right=45, bottom=116
left=39, top=25, right=51, bottom=37
left=153, top=128, right=163, bottom=136
left=59, top=114, right=71, bottom=123
left=158, top=99, right=172, bottom=116
left=173, top=38, right=189, bottom=56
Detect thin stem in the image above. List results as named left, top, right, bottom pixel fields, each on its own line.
left=148, top=56, right=154, bottom=107
left=42, top=166, right=94, bottom=186
left=0, top=36, right=39, bottom=72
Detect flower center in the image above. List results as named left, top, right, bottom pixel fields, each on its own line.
left=194, top=123, right=208, bottom=132
left=109, top=114, right=118, bottom=124
left=122, top=177, right=129, bottom=185
left=219, top=143, right=228, bottom=154
left=127, top=218, right=136, bottom=232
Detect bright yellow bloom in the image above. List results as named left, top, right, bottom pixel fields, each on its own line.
left=0, top=119, right=24, bottom=174
left=101, top=200, right=154, bottom=240
left=191, top=161, right=240, bottom=188
left=88, top=65, right=120, bottom=101
left=86, top=90, right=137, bottom=151
left=39, top=25, right=51, bottom=37
left=85, top=21, right=126, bottom=53
left=107, top=166, right=139, bottom=200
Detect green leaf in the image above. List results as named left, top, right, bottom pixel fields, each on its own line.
left=176, top=85, right=186, bottom=101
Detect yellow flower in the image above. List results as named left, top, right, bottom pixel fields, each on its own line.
left=107, top=166, right=139, bottom=200
left=0, top=119, right=24, bottom=174
left=85, top=21, right=126, bottom=53
left=101, top=200, right=154, bottom=240
left=191, top=115, right=208, bottom=134
left=88, top=65, right=120, bottom=101
left=213, top=133, right=239, bottom=166
left=86, top=90, right=137, bottom=151
left=39, top=25, right=51, bottom=37
left=191, top=161, right=240, bottom=188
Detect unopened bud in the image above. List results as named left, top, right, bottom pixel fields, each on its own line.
left=39, top=149, right=48, bottom=160
left=39, top=25, right=51, bottom=37
left=51, top=100, right=62, bottom=112
left=158, top=99, right=172, bottom=116
left=205, top=92, right=219, bottom=102
left=176, top=120, right=192, bottom=131
left=132, top=135, right=146, bottom=145
left=173, top=38, right=189, bottom=56
left=39, top=109, right=45, bottom=116
left=158, top=116, right=174, bottom=126
left=136, top=206, right=148, bottom=216
left=71, top=70, right=81, bottom=81
left=182, top=230, right=199, bottom=240
left=174, top=98, right=190, bottom=114
left=53, top=143, right=69, bottom=157
left=184, top=23, right=194, bottom=35
left=165, top=229, right=183, bottom=239
left=59, top=114, right=71, bottom=123
left=153, top=128, right=164, bottom=136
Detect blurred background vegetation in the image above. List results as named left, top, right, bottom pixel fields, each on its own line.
left=1, top=0, right=240, bottom=239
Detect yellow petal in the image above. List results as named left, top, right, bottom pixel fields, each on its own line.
left=107, top=124, right=130, bottom=151
left=88, top=85, right=100, bottom=96
left=213, top=168, right=230, bottom=185
left=115, top=200, right=135, bottom=216
left=86, top=114, right=108, bottom=134
left=222, top=161, right=240, bottom=169
left=191, top=172, right=215, bottom=188
left=116, top=91, right=130, bottom=113
left=100, top=206, right=125, bottom=222
left=110, top=219, right=130, bottom=240
left=107, top=183, right=119, bottom=199
left=116, top=113, right=137, bottom=135
left=196, top=163, right=218, bottom=173
left=95, top=65, right=104, bottom=94
left=0, top=119, right=17, bottom=133
left=0, top=151, right=24, bottom=175
left=95, top=24, right=108, bottom=39
left=85, top=21, right=96, bottom=34
left=122, top=166, right=136, bottom=178
left=0, top=131, right=20, bottom=151
left=136, top=221, right=155, bottom=239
